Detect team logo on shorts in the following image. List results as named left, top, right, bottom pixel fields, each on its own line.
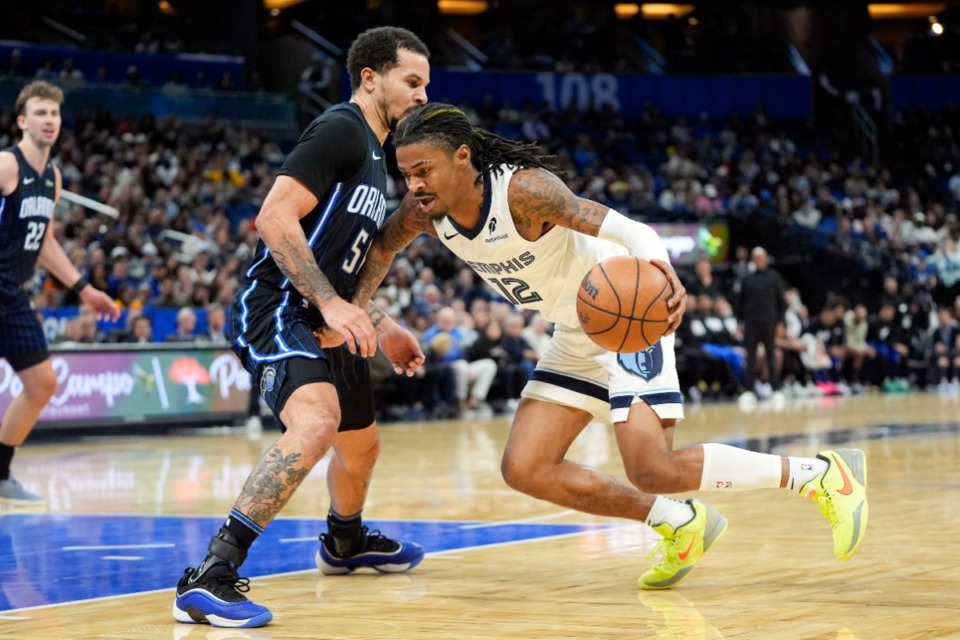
left=260, top=365, right=277, bottom=394
left=617, top=343, right=663, bottom=381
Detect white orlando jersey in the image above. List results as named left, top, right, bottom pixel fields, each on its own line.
left=434, top=164, right=625, bottom=329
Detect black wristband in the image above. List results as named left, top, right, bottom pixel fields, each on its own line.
left=69, top=277, right=89, bottom=295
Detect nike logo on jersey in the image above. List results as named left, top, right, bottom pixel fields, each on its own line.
left=443, top=231, right=459, bottom=240
left=23, top=177, right=34, bottom=184
left=372, top=151, right=382, bottom=160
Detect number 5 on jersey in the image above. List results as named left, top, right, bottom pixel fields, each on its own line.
left=341, top=228, right=370, bottom=274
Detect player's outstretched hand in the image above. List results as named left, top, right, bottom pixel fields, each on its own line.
left=318, top=296, right=377, bottom=357
left=650, top=258, right=686, bottom=335
left=377, top=321, right=425, bottom=376
left=81, top=287, right=121, bottom=321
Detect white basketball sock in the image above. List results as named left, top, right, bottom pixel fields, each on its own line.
left=645, top=495, right=695, bottom=530
left=787, top=456, right=829, bottom=493
left=699, top=443, right=783, bottom=490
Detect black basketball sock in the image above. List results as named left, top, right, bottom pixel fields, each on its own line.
left=326, top=509, right=363, bottom=557
left=223, top=509, right=263, bottom=552
left=0, top=444, right=14, bottom=481
left=194, top=510, right=263, bottom=579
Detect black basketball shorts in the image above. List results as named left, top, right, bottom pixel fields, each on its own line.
left=0, top=292, right=50, bottom=371
left=231, top=284, right=375, bottom=432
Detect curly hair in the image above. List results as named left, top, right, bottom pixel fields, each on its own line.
left=393, top=103, right=565, bottom=184
left=15, top=80, right=63, bottom=116
left=346, top=26, right=430, bottom=92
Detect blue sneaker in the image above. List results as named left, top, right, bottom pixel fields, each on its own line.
left=173, top=562, right=272, bottom=628
left=316, top=526, right=424, bottom=574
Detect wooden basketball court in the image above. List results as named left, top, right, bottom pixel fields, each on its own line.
left=2, top=392, right=958, bottom=640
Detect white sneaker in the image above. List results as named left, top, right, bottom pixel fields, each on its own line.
left=0, top=477, right=45, bottom=506
left=737, top=390, right=757, bottom=410
left=771, top=391, right=786, bottom=408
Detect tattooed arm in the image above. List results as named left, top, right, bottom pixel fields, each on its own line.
left=508, top=168, right=686, bottom=332
left=353, top=191, right=437, bottom=311
left=331, top=191, right=436, bottom=375
left=256, top=175, right=377, bottom=356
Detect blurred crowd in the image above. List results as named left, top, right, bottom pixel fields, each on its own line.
left=6, top=85, right=960, bottom=420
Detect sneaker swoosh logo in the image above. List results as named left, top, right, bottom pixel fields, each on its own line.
left=677, top=534, right=698, bottom=561
left=187, top=558, right=210, bottom=584
left=832, top=453, right=855, bottom=495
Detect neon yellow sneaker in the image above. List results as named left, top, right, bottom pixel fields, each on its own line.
left=639, top=500, right=727, bottom=590
left=801, top=448, right=869, bottom=561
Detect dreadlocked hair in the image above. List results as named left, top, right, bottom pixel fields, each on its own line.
left=393, top=103, right=566, bottom=183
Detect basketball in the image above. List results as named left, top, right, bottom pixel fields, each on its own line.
left=576, top=255, right=672, bottom=353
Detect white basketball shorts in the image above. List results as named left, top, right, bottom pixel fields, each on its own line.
left=521, top=324, right=683, bottom=424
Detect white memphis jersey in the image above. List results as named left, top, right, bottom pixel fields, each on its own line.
left=433, top=164, right=626, bottom=329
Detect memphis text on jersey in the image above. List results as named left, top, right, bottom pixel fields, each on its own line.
left=463, top=251, right=535, bottom=275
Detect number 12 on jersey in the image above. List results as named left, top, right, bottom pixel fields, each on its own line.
left=488, top=277, right=543, bottom=306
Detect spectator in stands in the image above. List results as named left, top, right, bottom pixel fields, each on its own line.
left=164, top=307, right=198, bottom=342
left=500, top=312, right=538, bottom=398
left=868, top=302, right=912, bottom=392
left=521, top=312, right=552, bottom=358
left=122, top=66, right=141, bottom=88
left=931, top=306, right=960, bottom=395
left=106, top=250, right=137, bottom=299
left=161, top=72, right=189, bottom=97
left=688, top=256, right=722, bottom=299
left=59, top=58, right=85, bottom=84
left=421, top=306, right=497, bottom=415
left=126, top=315, right=154, bottom=344
left=203, top=303, right=228, bottom=344
left=695, top=294, right=744, bottom=398
left=33, top=57, right=56, bottom=80
left=843, top=303, right=874, bottom=393
left=0, top=48, right=29, bottom=78
left=800, top=306, right=841, bottom=395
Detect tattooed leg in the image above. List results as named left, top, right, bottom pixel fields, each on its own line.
left=233, top=435, right=318, bottom=528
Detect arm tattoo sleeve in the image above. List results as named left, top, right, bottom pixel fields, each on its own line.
left=353, top=194, right=434, bottom=308
left=509, top=169, right=608, bottom=236
left=270, top=235, right=338, bottom=307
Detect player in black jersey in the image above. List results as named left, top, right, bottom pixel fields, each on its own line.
left=174, top=27, right=430, bottom=629
left=0, top=81, right=119, bottom=505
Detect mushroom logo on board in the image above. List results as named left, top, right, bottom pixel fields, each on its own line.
left=168, top=357, right=210, bottom=404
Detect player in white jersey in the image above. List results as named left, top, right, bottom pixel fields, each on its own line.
left=353, top=104, right=869, bottom=589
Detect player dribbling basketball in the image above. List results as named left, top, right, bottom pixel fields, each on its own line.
left=353, top=103, right=870, bottom=590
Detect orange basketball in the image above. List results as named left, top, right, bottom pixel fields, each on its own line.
left=576, top=255, right=672, bottom=353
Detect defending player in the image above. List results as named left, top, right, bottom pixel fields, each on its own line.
left=174, top=27, right=430, bottom=628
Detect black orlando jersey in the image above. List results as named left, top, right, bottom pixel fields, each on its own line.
left=244, top=102, right=388, bottom=304
left=0, top=146, right=56, bottom=298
